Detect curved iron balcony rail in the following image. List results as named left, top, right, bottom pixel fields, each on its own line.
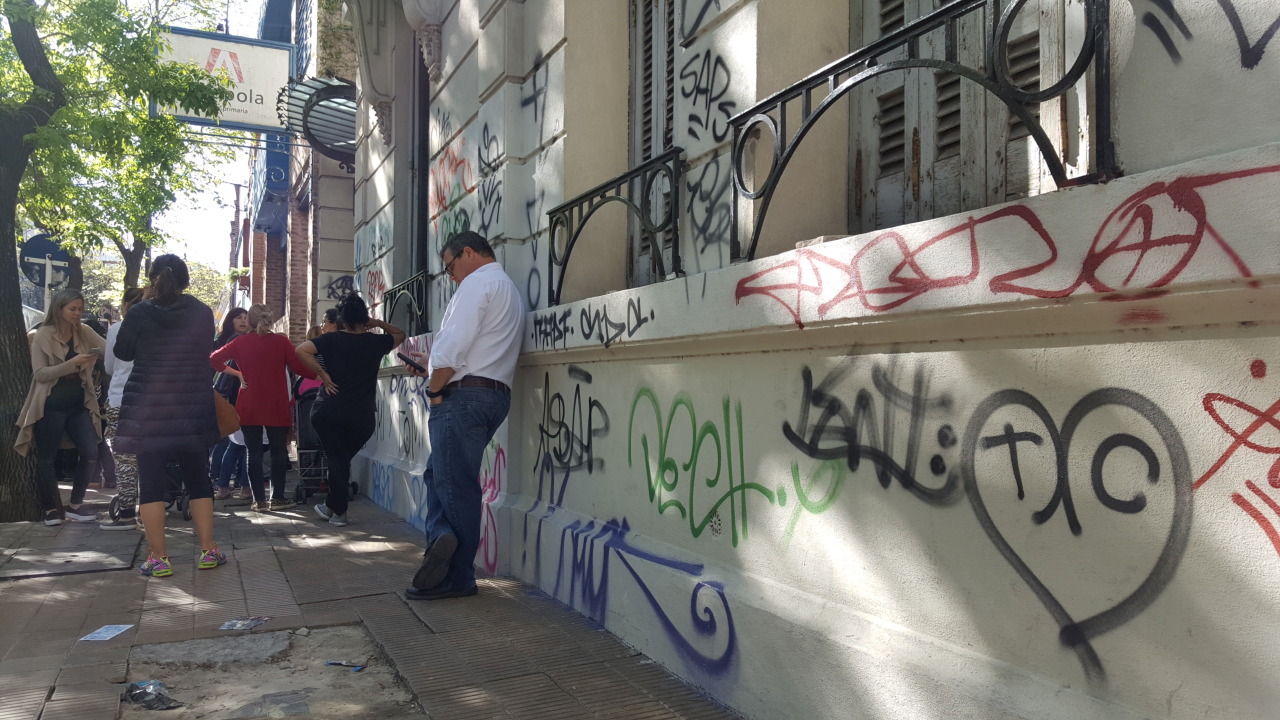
left=546, top=147, right=684, bottom=307
left=381, top=268, right=431, bottom=336
left=729, top=0, right=1116, bottom=261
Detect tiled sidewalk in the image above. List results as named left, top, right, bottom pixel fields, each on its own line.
left=0, top=488, right=739, bottom=720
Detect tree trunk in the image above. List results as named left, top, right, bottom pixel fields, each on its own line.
left=1, top=0, right=68, bottom=521
left=116, top=235, right=146, bottom=290
left=0, top=144, right=40, bottom=523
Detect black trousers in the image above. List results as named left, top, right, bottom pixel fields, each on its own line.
left=33, top=407, right=99, bottom=512
left=310, top=409, right=375, bottom=516
left=242, top=425, right=290, bottom=503
left=137, top=451, right=213, bottom=505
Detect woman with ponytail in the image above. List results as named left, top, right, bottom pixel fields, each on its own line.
left=295, top=294, right=404, bottom=526
left=112, top=255, right=225, bottom=577
left=210, top=303, right=317, bottom=511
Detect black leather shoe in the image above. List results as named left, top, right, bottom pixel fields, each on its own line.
left=404, top=584, right=478, bottom=601
left=411, top=533, right=457, bottom=590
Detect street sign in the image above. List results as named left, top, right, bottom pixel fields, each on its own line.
left=19, top=234, right=71, bottom=288
left=19, top=234, right=72, bottom=311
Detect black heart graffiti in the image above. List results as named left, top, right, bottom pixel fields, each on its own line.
left=961, top=388, right=1193, bottom=682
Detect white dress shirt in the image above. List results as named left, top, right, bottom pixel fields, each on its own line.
left=104, top=321, right=134, bottom=409
left=429, top=262, right=524, bottom=387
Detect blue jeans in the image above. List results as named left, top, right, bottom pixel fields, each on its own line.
left=424, top=386, right=510, bottom=588
left=217, top=441, right=246, bottom=489
left=33, top=406, right=99, bottom=512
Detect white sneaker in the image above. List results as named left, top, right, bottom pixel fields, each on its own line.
left=314, top=504, right=348, bottom=526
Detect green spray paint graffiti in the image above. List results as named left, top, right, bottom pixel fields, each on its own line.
left=629, top=387, right=842, bottom=546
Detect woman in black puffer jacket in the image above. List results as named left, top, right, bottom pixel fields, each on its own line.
left=113, top=255, right=225, bottom=578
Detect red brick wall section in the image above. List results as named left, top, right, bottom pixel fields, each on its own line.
left=264, top=235, right=286, bottom=318
left=251, top=231, right=267, bottom=305
left=287, top=199, right=314, bottom=343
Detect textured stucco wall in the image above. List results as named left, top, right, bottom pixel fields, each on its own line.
left=351, top=1, right=1280, bottom=717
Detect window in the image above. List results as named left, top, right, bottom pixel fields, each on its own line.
left=851, top=0, right=1074, bottom=233
left=630, top=0, right=676, bottom=288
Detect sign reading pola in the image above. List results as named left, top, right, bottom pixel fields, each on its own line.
left=157, top=27, right=294, bottom=133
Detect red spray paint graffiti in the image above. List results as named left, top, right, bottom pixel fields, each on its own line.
left=362, top=268, right=388, bottom=316
left=478, top=443, right=506, bottom=574
left=430, top=137, right=475, bottom=233
left=735, top=165, right=1280, bottom=327
left=1198, top=360, right=1280, bottom=558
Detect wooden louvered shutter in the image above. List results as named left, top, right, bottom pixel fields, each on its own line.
left=631, top=0, right=675, bottom=287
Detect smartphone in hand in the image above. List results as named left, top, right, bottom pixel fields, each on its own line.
left=397, top=352, right=427, bottom=374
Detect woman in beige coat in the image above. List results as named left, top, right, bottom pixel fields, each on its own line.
left=16, top=289, right=106, bottom=525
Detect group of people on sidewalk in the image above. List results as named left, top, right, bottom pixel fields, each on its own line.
left=13, top=231, right=523, bottom=601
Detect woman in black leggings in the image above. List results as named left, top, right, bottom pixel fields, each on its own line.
left=113, top=255, right=224, bottom=577
left=295, top=295, right=404, bottom=526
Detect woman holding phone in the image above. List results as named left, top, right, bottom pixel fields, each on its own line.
left=295, top=294, right=404, bottom=526
left=15, top=288, right=106, bottom=525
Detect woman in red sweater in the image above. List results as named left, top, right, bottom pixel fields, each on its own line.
left=209, top=304, right=316, bottom=511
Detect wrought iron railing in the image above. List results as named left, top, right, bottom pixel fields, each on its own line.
left=381, top=268, right=431, bottom=336
left=729, top=0, right=1116, bottom=260
left=546, top=147, right=684, bottom=307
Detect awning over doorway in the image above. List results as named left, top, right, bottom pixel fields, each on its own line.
left=278, top=76, right=357, bottom=162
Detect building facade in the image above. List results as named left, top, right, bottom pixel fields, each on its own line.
left=344, top=1, right=1280, bottom=717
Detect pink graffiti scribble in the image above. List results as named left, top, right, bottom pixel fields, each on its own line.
left=362, top=268, right=388, bottom=314
left=430, top=137, right=475, bottom=231
left=735, top=165, right=1280, bottom=327
left=478, top=443, right=506, bottom=574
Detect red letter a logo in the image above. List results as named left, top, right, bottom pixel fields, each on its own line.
left=205, top=48, right=245, bottom=83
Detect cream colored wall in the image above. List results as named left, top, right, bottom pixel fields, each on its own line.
left=555, top=0, right=629, bottom=304
left=354, top=1, right=1280, bottom=718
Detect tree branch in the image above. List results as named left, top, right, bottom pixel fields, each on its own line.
left=4, top=0, right=68, bottom=136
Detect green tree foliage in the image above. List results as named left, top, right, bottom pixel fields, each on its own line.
left=184, top=260, right=229, bottom=311
left=6, top=0, right=238, bottom=289
left=0, top=0, right=233, bottom=521
left=79, top=254, right=125, bottom=316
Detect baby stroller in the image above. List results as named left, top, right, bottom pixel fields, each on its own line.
left=108, top=458, right=190, bottom=521
left=292, top=377, right=333, bottom=504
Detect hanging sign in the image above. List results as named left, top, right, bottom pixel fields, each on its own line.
left=157, top=27, right=294, bottom=133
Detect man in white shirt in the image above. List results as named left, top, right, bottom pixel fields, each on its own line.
left=405, top=231, right=523, bottom=600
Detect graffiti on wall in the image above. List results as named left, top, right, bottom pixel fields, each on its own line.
left=430, top=134, right=476, bottom=242
left=679, top=49, right=737, bottom=144
left=775, top=359, right=1193, bottom=682
left=478, top=440, right=506, bottom=574
left=680, top=0, right=723, bottom=42
left=685, top=154, right=733, bottom=270
left=324, top=274, right=355, bottom=300
left=629, top=388, right=774, bottom=546
left=1196, top=359, right=1280, bottom=557
left=531, top=298, right=657, bottom=351
left=354, top=212, right=392, bottom=317
left=536, top=366, right=610, bottom=474
left=1143, top=0, right=1280, bottom=68
left=735, top=166, right=1280, bottom=327
left=961, top=386, right=1192, bottom=683
left=521, top=457, right=738, bottom=676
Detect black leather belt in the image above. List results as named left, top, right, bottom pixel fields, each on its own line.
left=444, top=376, right=510, bottom=394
